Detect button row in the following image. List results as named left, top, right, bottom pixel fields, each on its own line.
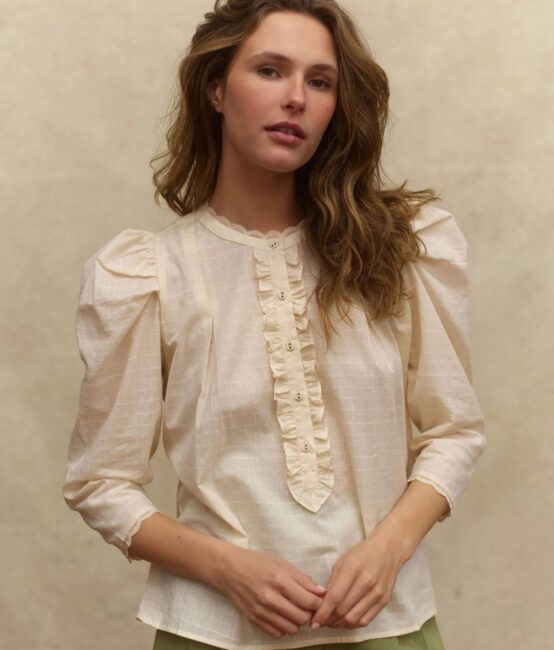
left=272, top=269, right=312, bottom=456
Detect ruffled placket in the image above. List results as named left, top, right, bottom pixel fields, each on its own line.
left=253, top=243, right=334, bottom=512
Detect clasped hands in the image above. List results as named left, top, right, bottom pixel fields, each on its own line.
left=306, top=531, right=408, bottom=630
left=217, top=525, right=410, bottom=639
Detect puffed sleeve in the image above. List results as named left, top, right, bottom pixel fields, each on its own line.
left=62, top=229, right=163, bottom=562
left=404, top=205, right=486, bottom=522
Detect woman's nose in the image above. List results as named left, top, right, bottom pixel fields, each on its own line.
left=282, top=76, right=307, bottom=109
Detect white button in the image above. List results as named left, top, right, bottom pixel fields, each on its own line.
left=269, top=240, right=279, bottom=248
left=294, top=391, right=303, bottom=401
left=286, top=341, right=294, bottom=351
left=302, top=442, right=311, bottom=452
left=277, top=289, right=287, bottom=300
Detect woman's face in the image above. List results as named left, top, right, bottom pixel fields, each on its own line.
left=208, top=11, right=338, bottom=174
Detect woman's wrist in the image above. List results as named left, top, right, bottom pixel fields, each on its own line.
left=367, top=517, right=416, bottom=565
left=208, top=539, right=245, bottom=592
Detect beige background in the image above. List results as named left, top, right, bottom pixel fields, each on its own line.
left=1, top=1, right=551, bottom=648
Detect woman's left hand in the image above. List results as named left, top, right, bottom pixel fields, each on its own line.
left=308, top=530, right=409, bottom=630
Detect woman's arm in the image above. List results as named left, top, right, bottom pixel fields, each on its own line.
left=127, top=512, right=236, bottom=587
left=366, top=479, right=450, bottom=562
left=369, top=208, right=487, bottom=561
left=130, top=512, right=330, bottom=639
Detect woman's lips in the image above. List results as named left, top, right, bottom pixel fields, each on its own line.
left=264, top=128, right=304, bottom=145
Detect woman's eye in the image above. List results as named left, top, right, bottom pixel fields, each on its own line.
left=311, top=78, right=331, bottom=89
left=257, top=66, right=279, bottom=78
left=256, top=66, right=332, bottom=90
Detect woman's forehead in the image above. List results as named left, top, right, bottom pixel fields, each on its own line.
left=236, top=12, right=337, bottom=66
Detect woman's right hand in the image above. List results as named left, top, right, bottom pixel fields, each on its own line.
left=214, top=546, right=327, bottom=638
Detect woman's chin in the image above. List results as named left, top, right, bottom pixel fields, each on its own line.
left=254, top=152, right=311, bottom=174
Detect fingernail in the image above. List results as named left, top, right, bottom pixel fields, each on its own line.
left=311, top=622, right=320, bottom=630
left=315, top=584, right=326, bottom=591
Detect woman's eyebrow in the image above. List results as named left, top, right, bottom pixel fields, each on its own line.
left=248, top=51, right=338, bottom=76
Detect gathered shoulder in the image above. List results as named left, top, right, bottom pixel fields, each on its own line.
left=409, top=202, right=468, bottom=264
left=92, top=228, right=158, bottom=279
left=76, top=229, right=160, bottom=322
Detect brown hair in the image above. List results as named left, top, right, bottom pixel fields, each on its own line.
left=150, top=0, right=440, bottom=350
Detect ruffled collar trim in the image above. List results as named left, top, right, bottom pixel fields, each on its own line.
left=205, top=203, right=305, bottom=237
left=196, top=202, right=306, bottom=249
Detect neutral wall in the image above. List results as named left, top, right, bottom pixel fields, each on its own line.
left=1, top=1, right=551, bottom=648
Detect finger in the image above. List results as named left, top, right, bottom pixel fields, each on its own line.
left=251, top=613, right=287, bottom=638
left=267, top=590, right=315, bottom=627
left=357, top=592, right=389, bottom=627
left=285, top=579, right=326, bottom=615
left=329, top=592, right=386, bottom=628
left=310, top=572, right=356, bottom=628
left=309, top=596, right=334, bottom=629
left=323, top=575, right=367, bottom=623
left=292, top=572, right=327, bottom=601
left=309, top=587, right=339, bottom=626
left=325, top=560, right=392, bottom=627
left=255, top=604, right=303, bottom=636
left=322, top=571, right=381, bottom=626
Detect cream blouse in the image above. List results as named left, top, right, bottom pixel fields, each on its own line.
left=62, top=201, right=486, bottom=649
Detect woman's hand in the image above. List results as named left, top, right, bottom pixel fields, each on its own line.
left=308, top=530, right=409, bottom=630
left=215, top=546, right=327, bottom=639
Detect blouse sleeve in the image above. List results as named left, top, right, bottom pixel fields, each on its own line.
left=404, top=205, right=486, bottom=522
left=62, top=229, right=163, bottom=562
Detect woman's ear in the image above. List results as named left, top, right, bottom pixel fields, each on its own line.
left=207, top=78, right=223, bottom=114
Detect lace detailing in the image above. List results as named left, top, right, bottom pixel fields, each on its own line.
left=205, top=204, right=305, bottom=239
left=253, top=244, right=334, bottom=512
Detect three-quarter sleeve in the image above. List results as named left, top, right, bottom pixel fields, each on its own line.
left=404, top=207, right=486, bottom=522
left=62, top=229, right=163, bottom=562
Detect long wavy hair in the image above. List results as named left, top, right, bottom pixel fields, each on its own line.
left=150, top=0, right=441, bottom=350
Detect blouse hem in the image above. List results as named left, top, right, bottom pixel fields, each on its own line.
left=137, top=605, right=439, bottom=650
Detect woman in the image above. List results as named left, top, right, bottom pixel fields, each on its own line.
left=62, top=1, right=486, bottom=649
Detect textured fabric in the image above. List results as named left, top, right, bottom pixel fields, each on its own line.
left=62, top=201, right=485, bottom=649
left=152, top=615, right=445, bottom=650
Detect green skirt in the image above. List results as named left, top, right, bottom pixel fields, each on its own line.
left=152, top=615, right=445, bottom=650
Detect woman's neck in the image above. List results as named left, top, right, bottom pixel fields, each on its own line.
left=207, top=194, right=305, bottom=234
